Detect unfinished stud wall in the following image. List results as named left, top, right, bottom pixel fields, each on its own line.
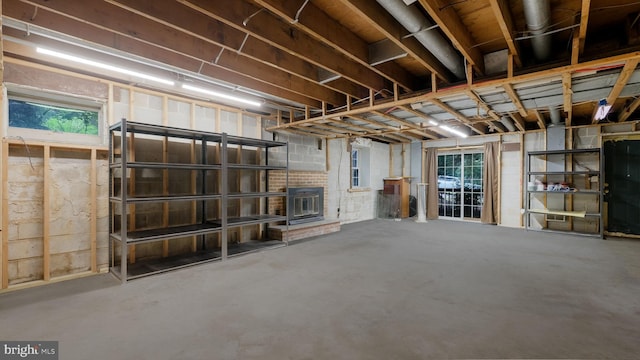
left=500, top=134, right=523, bottom=228
left=1, top=59, right=269, bottom=290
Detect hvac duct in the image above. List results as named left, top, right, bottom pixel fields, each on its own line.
left=500, top=116, right=517, bottom=132
left=376, top=0, right=465, bottom=79
left=522, top=0, right=552, bottom=61
left=548, top=106, right=563, bottom=125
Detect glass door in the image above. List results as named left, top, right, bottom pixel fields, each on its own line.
left=437, top=152, right=484, bottom=220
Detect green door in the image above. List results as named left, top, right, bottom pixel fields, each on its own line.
left=604, top=140, right=640, bottom=235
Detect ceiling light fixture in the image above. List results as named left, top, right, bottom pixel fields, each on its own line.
left=594, top=99, right=612, bottom=121
left=182, top=84, right=262, bottom=108
left=428, top=120, right=439, bottom=126
left=439, top=125, right=468, bottom=138
left=36, top=47, right=175, bottom=86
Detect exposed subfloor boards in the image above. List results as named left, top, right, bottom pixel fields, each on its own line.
left=1, top=219, right=640, bottom=359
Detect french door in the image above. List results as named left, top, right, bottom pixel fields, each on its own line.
left=437, top=152, right=484, bottom=220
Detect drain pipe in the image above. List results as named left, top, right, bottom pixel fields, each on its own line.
left=522, top=0, right=552, bottom=61
left=376, top=0, right=465, bottom=79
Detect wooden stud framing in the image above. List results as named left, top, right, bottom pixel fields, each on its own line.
left=562, top=72, right=573, bottom=126
left=534, top=110, right=546, bottom=129
left=594, top=58, right=640, bottom=124
left=618, top=96, right=640, bottom=122
left=90, top=148, right=97, bottom=272
left=43, top=145, right=50, bottom=281
left=489, top=0, right=522, bottom=68
left=503, top=84, right=528, bottom=118
left=2, top=141, right=8, bottom=289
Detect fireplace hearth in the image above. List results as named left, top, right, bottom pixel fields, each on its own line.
left=288, top=187, right=324, bottom=225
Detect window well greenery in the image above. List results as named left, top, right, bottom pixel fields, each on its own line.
left=9, top=98, right=99, bottom=135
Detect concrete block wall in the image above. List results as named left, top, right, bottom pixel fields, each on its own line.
left=266, top=129, right=325, bottom=171
left=6, top=147, right=109, bottom=285
left=326, top=138, right=389, bottom=224
left=7, top=148, right=44, bottom=284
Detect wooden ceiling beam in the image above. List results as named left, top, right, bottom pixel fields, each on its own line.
left=508, top=113, right=526, bottom=132
left=429, top=99, right=485, bottom=135
left=465, top=90, right=501, bottom=121
left=15, top=0, right=330, bottom=107
left=418, top=0, right=485, bottom=75
left=503, top=84, right=528, bottom=117
left=372, top=110, right=439, bottom=140
left=488, top=0, right=522, bottom=67
left=252, top=0, right=416, bottom=91
left=180, top=0, right=388, bottom=92
left=571, top=0, right=591, bottom=64
left=346, top=115, right=399, bottom=131
left=105, top=0, right=356, bottom=103
left=336, top=0, right=453, bottom=82
left=618, top=96, right=640, bottom=122
left=2, top=11, right=324, bottom=109
left=562, top=72, right=573, bottom=125
left=533, top=110, right=546, bottom=129
left=269, top=52, right=640, bottom=130
left=600, top=58, right=640, bottom=123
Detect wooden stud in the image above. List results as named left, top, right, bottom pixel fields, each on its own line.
left=369, top=89, right=375, bottom=107
left=508, top=53, right=514, bottom=78
left=618, top=96, right=640, bottom=122
left=489, top=0, right=522, bottom=68
left=534, top=110, right=547, bottom=129
left=90, top=148, right=97, bottom=272
left=431, top=73, right=438, bottom=93
left=2, top=141, right=9, bottom=289
left=593, top=58, right=640, bottom=124
left=503, top=84, right=528, bottom=118
left=43, top=145, right=50, bottom=281
left=393, top=82, right=399, bottom=102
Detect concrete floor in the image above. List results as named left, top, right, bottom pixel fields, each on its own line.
left=2, top=219, right=640, bottom=359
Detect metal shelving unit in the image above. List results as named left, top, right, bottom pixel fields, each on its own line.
left=109, top=119, right=288, bottom=282
left=524, top=148, right=603, bottom=238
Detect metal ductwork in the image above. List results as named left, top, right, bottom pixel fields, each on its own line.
left=500, top=116, right=517, bottom=132
left=376, top=0, right=465, bottom=79
left=548, top=106, right=563, bottom=126
left=522, top=0, right=552, bottom=61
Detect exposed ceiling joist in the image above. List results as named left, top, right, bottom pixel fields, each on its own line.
left=618, top=96, right=640, bottom=122
left=508, top=113, right=526, bottom=132
left=418, top=0, right=485, bottom=75
left=571, top=0, right=591, bottom=64
left=534, top=110, right=546, bottom=129
left=252, top=0, right=416, bottom=91
left=336, top=0, right=452, bottom=82
left=179, top=0, right=388, bottom=92
left=429, top=98, right=485, bottom=135
left=488, top=0, right=522, bottom=67
left=503, top=84, right=528, bottom=117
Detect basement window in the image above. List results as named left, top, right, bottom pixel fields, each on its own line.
left=350, top=146, right=370, bottom=189
left=9, top=97, right=100, bottom=135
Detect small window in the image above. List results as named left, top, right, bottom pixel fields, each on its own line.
left=351, top=148, right=360, bottom=187
left=9, top=98, right=99, bottom=135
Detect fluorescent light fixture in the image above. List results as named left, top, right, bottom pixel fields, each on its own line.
left=594, top=99, right=612, bottom=121
left=440, top=125, right=468, bottom=138
left=182, top=84, right=262, bottom=107
left=428, top=120, right=439, bottom=126
left=36, top=47, right=175, bottom=86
